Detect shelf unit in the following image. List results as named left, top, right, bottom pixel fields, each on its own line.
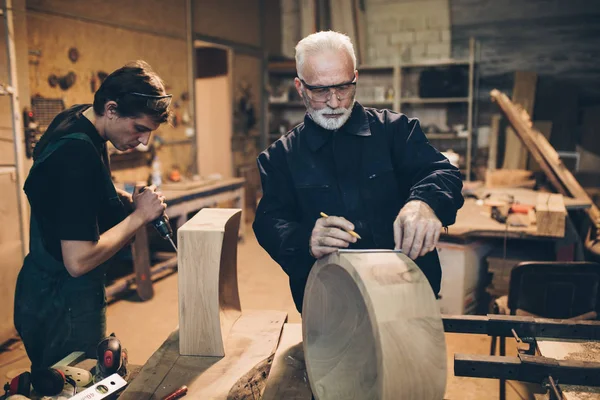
left=266, top=38, right=478, bottom=179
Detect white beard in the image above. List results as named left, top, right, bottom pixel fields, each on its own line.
left=307, top=99, right=355, bottom=131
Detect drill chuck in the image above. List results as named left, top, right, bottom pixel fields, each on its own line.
left=152, top=216, right=177, bottom=252
left=152, top=216, right=173, bottom=240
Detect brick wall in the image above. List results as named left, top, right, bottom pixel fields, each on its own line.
left=366, top=0, right=451, bottom=65
left=279, top=0, right=452, bottom=65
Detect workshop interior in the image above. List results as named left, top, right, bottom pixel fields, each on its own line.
left=1, top=0, right=600, bottom=399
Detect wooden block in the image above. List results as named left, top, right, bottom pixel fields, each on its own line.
left=262, top=323, right=312, bottom=400
left=177, top=208, right=242, bottom=356
left=536, top=193, right=566, bottom=237
left=484, top=169, right=534, bottom=189
left=302, top=251, right=446, bottom=400
left=119, top=310, right=287, bottom=400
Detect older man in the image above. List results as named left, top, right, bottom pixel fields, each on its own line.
left=253, top=31, right=464, bottom=312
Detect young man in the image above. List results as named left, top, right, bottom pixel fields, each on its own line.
left=14, top=61, right=171, bottom=372
left=253, top=31, right=464, bottom=312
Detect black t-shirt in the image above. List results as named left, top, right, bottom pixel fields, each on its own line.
left=24, top=104, right=125, bottom=261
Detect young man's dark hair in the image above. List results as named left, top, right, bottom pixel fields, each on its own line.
left=93, top=60, right=171, bottom=124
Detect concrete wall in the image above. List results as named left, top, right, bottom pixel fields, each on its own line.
left=450, top=0, right=600, bottom=101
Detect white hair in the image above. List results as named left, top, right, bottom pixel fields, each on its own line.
left=295, top=31, right=357, bottom=79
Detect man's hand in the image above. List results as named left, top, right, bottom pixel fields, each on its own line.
left=133, top=185, right=167, bottom=223
left=394, top=200, right=442, bottom=260
left=115, top=187, right=134, bottom=214
left=309, top=215, right=357, bottom=259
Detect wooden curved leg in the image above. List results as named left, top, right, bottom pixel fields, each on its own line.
left=177, top=208, right=242, bottom=356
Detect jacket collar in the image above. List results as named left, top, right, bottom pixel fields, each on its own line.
left=304, top=102, right=372, bottom=152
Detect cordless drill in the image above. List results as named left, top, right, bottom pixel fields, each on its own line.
left=135, top=184, right=177, bottom=252
left=152, top=216, right=177, bottom=252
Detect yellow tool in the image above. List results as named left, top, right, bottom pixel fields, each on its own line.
left=320, top=212, right=362, bottom=240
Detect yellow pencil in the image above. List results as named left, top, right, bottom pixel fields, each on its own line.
left=320, top=212, right=362, bottom=240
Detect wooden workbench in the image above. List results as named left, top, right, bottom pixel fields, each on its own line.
left=535, top=339, right=600, bottom=399
left=107, top=178, right=246, bottom=301
left=162, top=177, right=246, bottom=235
left=447, top=188, right=588, bottom=240
left=119, top=310, right=286, bottom=399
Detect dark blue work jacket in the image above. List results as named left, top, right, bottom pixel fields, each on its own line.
left=253, top=102, right=464, bottom=312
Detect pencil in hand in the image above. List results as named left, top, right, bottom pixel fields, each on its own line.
left=320, top=212, right=362, bottom=240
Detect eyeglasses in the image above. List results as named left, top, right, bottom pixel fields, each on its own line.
left=300, top=77, right=357, bottom=103
left=129, top=92, right=173, bottom=111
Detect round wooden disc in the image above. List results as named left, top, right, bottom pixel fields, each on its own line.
left=302, top=251, right=447, bottom=400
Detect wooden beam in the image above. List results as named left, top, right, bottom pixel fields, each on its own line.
left=302, top=251, right=446, bottom=399
left=177, top=208, right=242, bottom=356
left=528, top=121, right=553, bottom=172
left=502, top=71, right=537, bottom=170
left=353, top=0, right=367, bottom=65
left=491, top=89, right=600, bottom=229
left=300, top=0, right=317, bottom=37
left=487, top=114, right=501, bottom=172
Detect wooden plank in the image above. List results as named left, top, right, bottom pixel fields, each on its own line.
left=160, top=179, right=218, bottom=191
left=536, top=340, right=600, bottom=399
left=484, top=169, right=534, bottom=189
left=263, top=323, right=312, bottom=400
left=491, top=89, right=600, bottom=229
left=352, top=0, right=367, bottom=65
left=486, top=114, right=501, bottom=172
left=118, top=329, right=181, bottom=399
left=300, top=0, right=316, bottom=37
left=528, top=121, right=553, bottom=172
left=502, top=71, right=537, bottom=170
left=536, top=193, right=566, bottom=237
left=491, top=90, right=567, bottom=195
left=119, top=310, right=287, bottom=400
left=177, top=208, right=242, bottom=356
left=330, top=0, right=357, bottom=55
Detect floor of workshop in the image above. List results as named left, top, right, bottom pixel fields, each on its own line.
left=0, top=222, right=540, bottom=399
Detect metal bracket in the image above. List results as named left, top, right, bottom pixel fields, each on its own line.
left=443, top=314, right=600, bottom=341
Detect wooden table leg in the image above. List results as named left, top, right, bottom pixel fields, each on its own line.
left=132, top=184, right=154, bottom=301
left=131, top=224, right=154, bottom=301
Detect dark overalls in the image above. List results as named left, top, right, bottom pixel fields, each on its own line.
left=14, top=132, right=124, bottom=371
